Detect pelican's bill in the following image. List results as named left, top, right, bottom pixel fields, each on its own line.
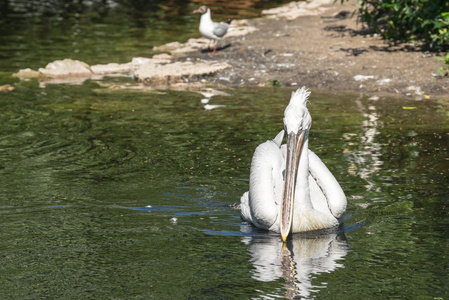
left=280, top=130, right=306, bottom=242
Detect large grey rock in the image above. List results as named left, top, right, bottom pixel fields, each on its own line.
left=12, top=68, right=40, bottom=79
left=38, top=59, right=92, bottom=78
left=133, top=61, right=231, bottom=84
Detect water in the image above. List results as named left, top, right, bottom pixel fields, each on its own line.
left=1, top=1, right=449, bottom=299
left=1, top=80, right=448, bottom=298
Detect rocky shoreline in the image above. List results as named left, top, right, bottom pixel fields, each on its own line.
left=8, top=0, right=449, bottom=100
left=172, top=0, right=448, bottom=100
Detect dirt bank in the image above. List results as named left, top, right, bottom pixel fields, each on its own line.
left=174, top=0, right=449, bottom=100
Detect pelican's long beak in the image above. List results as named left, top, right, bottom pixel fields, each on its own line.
left=280, top=130, right=306, bottom=242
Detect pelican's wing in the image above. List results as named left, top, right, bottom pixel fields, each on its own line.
left=240, top=191, right=254, bottom=224
left=308, top=150, right=347, bottom=218
left=241, top=131, right=285, bottom=231
left=213, top=22, right=230, bottom=38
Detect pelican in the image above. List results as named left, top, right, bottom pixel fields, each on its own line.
left=240, top=87, right=347, bottom=241
left=193, top=5, right=231, bottom=54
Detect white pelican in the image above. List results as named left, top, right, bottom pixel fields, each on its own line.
left=240, top=87, right=347, bottom=241
left=193, top=6, right=231, bottom=54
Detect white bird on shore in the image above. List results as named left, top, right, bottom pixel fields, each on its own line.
left=193, top=5, right=231, bottom=54
left=240, top=87, right=347, bottom=241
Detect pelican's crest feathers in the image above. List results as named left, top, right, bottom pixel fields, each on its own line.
left=291, top=86, right=311, bottom=106
left=283, top=87, right=312, bottom=134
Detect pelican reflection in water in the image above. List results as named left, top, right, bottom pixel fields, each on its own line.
left=241, top=228, right=348, bottom=299
left=240, top=87, right=347, bottom=241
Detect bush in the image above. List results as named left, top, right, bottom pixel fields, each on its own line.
left=348, top=0, right=449, bottom=49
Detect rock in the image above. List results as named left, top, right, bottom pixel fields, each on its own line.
left=91, top=62, right=132, bottom=75
left=153, top=41, right=183, bottom=53
left=130, top=54, right=172, bottom=66
left=134, top=61, right=232, bottom=84
left=12, top=68, right=40, bottom=79
left=130, top=57, right=154, bottom=66
left=171, top=38, right=210, bottom=54
left=0, top=84, right=14, bottom=92
left=262, top=0, right=334, bottom=20
left=86, top=54, right=174, bottom=75
left=152, top=24, right=257, bottom=55
left=406, top=85, right=420, bottom=91
left=38, top=59, right=92, bottom=78
left=226, top=26, right=258, bottom=38
left=377, top=78, right=392, bottom=85
left=149, top=53, right=172, bottom=63
left=354, top=75, right=375, bottom=81
left=153, top=39, right=216, bottom=54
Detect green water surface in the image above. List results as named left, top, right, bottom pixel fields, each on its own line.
left=1, top=0, right=449, bottom=299
left=1, top=78, right=448, bottom=298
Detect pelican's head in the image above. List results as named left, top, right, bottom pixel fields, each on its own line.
left=280, top=87, right=312, bottom=242
left=193, top=5, right=208, bottom=14
left=283, top=87, right=312, bottom=135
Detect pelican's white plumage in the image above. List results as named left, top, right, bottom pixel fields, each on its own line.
left=241, top=130, right=285, bottom=231
left=240, top=87, right=347, bottom=241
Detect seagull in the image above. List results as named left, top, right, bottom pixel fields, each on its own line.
left=193, top=6, right=231, bottom=54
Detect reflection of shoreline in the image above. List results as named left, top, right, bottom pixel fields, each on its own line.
left=242, top=228, right=348, bottom=299
left=345, top=97, right=383, bottom=192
